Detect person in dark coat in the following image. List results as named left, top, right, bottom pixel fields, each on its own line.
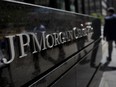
left=103, top=7, right=116, bottom=61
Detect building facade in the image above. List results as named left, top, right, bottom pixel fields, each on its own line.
left=15, top=0, right=116, bottom=16
left=0, top=0, right=103, bottom=87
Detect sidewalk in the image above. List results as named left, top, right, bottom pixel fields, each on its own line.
left=99, top=40, right=116, bottom=87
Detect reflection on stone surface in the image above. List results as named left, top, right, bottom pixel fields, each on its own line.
left=0, top=1, right=102, bottom=87
left=90, top=18, right=101, bottom=68
left=51, top=42, right=102, bottom=87
left=0, top=65, right=14, bottom=87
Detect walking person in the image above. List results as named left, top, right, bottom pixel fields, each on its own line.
left=103, top=7, right=116, bottom=62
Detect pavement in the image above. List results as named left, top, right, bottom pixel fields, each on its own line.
left=99, top=40, right=116, bottom=87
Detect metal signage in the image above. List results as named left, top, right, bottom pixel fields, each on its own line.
left=1, top=26, right=92, bottom=64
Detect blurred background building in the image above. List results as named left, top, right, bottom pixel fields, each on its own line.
left=15, top=0, right=116, bottom=16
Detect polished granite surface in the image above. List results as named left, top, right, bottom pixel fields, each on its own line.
left=0, top=0, right=102, bottom=87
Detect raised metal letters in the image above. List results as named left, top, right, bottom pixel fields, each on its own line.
left=46, top=34, right=54, bottom=48
left=1, top=26, right=92, bottom=64
left=16, top=33, right=30, bottom=58
left=2, top=35, right=15, bottom=64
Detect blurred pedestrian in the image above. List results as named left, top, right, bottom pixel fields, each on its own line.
left=103, top=7, right=116, bottom=61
